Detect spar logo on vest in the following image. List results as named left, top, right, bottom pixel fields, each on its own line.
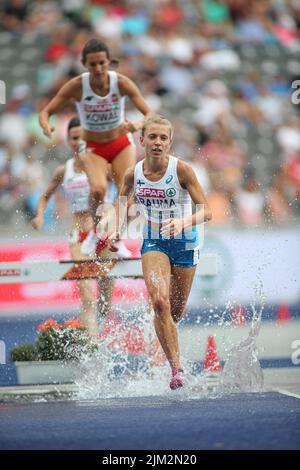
left=136, top=187, right=176, bottom=208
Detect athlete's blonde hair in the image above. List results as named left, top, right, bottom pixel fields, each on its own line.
left=141, top=114, right=173, bottom=138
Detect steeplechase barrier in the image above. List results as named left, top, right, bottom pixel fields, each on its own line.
left=0, top=254, right=218, bottom=284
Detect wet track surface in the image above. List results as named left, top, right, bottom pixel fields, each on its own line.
left=1, top=315, right=300, bottom=450
left=0, top=392, right=299, bottom=450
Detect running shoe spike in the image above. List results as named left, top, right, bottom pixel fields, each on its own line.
left=169, top=368, right=184, bottom=390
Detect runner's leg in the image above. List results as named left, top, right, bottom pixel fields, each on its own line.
left=70, top=242, right=98, bottom=335
left=170, top=266, right=197, bottom=323
left=142, top=251, right=181, bottom=369
left=111, top=144, right=136, bottom=253
left=111, top=144, right=136, bottom=191
left=80, top=152, right=108, bottom=226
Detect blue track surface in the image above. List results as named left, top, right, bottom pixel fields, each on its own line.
left=0, top=392, right=299, bottom=450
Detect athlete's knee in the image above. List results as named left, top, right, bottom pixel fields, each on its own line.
left=90, top=184, right=107, bottom=203
left=152, top=293, right=170, bottom=315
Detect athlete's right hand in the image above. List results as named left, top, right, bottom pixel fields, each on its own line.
left=108, top=231, right=120, bottom=252
left=31, top=216, right=43, bottom=230
left=42, top=123, right=55, bottom=138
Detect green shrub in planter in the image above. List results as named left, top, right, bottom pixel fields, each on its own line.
left=10, top=318, right=99, bottom=363
left=11, top=344, right=35, bottom=362
left=35, top=327, right=98, bottom=361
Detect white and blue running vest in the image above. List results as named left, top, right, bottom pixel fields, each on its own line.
left=76, top=71, right=125, bottom=132
left=134, top=155, right=198, bottom=243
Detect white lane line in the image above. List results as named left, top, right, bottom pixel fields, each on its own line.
left=277, top=389, right=300, bottom=399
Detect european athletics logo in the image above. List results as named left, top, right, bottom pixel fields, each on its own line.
left=166, top=188, right=176, bottom=197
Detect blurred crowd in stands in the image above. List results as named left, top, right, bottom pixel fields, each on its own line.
left=0, top=0, right=300, bottom=230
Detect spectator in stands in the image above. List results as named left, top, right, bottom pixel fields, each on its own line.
left=206, top=172, right=233, bottom=226
left=0, top=141, right=24, bottom=223
left=234, top=168, right=265, bottom=226
left=265, top=170, right=292, bottom=224
left=276, top=116, right=300, bottom=160
left=0, top=0, right=299, bottom=231
left=2, top=0, right=28, bottom=31
left=21, top=154, right=50, bottom=223
left=284, top=148, right=300, bottom=198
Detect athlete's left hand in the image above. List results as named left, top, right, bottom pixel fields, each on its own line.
left=122, top=119, right=141, bottom=133
left=160, top=218, right=184, bottom=238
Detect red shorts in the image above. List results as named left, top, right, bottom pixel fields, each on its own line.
left=69, top=229, right=108, bottom=254
left=85, top=133, right=133, bottom=163
left=69, top=229, right=89, bottom=244
left=78, top=230, right=89, bottom=244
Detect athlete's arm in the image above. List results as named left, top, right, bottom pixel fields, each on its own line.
left=109, top=168, right=134, bottom=245
left=118, top=74, right=153, bottom=133
left=31, top=165, right=65, bottom=229
left=179, top=161, right=212, bottom=226
left=161, top=161, right=212, bottom=237
left=39, top=78, right=81, bottom=138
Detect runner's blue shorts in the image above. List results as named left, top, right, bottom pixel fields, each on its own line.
left=141, top=226, right=200, bottom=268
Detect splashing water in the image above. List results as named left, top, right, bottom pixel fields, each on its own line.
left=73, top=281, right=266, bottom=400
left=74, top=300, right=223, bottom=401
left=220, top=296, right=265, bottom=393
left=75, top=351, right=220, bottom=401
left=75, top=303, right=169, bottom=400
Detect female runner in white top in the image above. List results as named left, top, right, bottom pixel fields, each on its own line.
left=39, top=38, right=153, bottom=255
left=110, top=115, right=212, bottom=389
left=32, top=117, right=113, bottom=335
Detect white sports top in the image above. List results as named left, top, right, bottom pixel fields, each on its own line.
left=75, top=71, right=125, bottom=132
left=134, top=156, right=193, bottom=225
left=62, top=158, right=117, bottom=214
left=62, top=159, right=90, bottom=213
